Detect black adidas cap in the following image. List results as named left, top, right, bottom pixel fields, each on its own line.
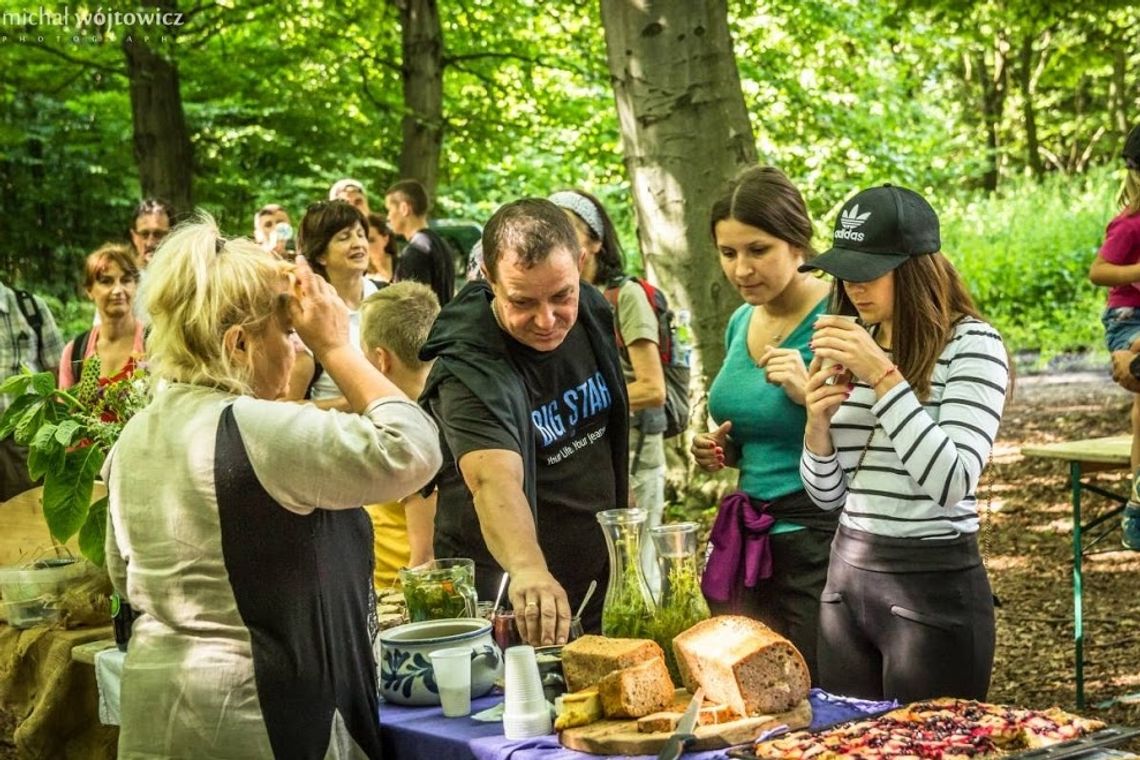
left=799, top=184, right=940, bottom=283
left=1124, top=125, right=1140, bottom=170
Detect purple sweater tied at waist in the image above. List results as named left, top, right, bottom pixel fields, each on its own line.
left=701, top=491, right=775, bottom=604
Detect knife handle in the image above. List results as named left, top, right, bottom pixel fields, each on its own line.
left=657, top=732, right=697, bottom=760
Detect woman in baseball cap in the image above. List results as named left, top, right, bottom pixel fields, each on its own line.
left=797, top=184, right=1011, bottom=703
left=1088, top=124, right=1140, bottom=550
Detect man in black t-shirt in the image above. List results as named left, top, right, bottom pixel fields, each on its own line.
left=419, top=198, right=629, bottom=646
left=386, top=179, right=456, bottom=306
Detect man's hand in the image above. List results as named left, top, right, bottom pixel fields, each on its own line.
left=1111, top=350, right=1140, bottom=393
left=508, top=567, right=572, bottom=647
left=459, top=448, right=572, bottom=646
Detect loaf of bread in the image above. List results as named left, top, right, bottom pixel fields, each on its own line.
left=597, top=657, right=675, bottom=719
left=672, top=616, right=809, bottom=717
left=560, top=634, right=666, bottom=692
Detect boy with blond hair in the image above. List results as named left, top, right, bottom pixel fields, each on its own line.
left=359, top=281, right=441, bottom=587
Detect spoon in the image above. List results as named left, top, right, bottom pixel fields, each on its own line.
left=492, top=571, right=509, bottom=616
left=575, top=579, right=598, bottom=622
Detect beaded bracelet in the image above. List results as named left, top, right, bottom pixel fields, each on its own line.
left=871, top=364, right=899, bottom=387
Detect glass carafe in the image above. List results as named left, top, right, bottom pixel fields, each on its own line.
left=596, top=508, right=656, bottom=638
left=649, top=522, right=710, bottom=683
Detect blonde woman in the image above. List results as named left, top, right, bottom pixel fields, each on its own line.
left=103, top=217, right=441, bottom=759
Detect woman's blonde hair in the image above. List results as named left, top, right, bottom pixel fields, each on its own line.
left=140, top=213, right=290, bottom=395
left=1121, top=169, right=1140, bottom=215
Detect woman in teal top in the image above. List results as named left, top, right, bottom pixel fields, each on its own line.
left=693, top=166, right=838, bottom=683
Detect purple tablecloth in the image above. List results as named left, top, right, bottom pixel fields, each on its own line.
left=379, top=689, right=895, bottom=760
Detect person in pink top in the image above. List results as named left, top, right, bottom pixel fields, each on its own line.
left=59, top=244, right=146, bottom=390
left=1088, top=123, right=1140, bottom=549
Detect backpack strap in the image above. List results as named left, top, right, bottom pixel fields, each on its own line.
left=13, top=289, right=44, bottom=364
left=630, top=278, right=673, bottom=364
left=603, top=276, right=629, bottom=352
left=70, top=329, right=92, bottom=383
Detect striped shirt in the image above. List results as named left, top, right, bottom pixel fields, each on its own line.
left=800, top=317, right=1008, bottom=539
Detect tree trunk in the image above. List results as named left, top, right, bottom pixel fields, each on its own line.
left=974, top=36, right=1008, bottom=194
left=1016, top=35, right=1044, bottom=180
left=395, top=0, right=443, bottom=197
left=600, top=0, right=756, bottom=394
left=122, top=27, right=193, bottom=217
left=1109, top=48, right=1128, bottom=135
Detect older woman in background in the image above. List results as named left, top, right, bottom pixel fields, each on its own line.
left=58, top=244, right=145, bottom=389
left=103, top=217, right=441, bottom=759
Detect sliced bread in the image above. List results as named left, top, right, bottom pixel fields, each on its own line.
left=561, top=634, right=666, bottom=692
left=597, top=657, right=675, bottom=719
left=672, top=615, right=810, bottom=717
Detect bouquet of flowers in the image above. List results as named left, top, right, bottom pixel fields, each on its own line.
left=0, top=356, right=149, bottom=565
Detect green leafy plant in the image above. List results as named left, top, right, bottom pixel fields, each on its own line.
left=0, top=357, right=148, bottom=566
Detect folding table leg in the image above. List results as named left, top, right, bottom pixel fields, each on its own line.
left=1071, top=461, right=1084, bottom=710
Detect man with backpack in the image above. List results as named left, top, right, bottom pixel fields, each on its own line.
left=0, top=281, right=63, bottom=500
left=385, top=179, right=456, bottom=307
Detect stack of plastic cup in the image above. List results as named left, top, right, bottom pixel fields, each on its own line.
left=501, top=645, right=552, bottom=739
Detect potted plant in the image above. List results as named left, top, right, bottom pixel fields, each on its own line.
left=0, top=356, right=148, bottom=566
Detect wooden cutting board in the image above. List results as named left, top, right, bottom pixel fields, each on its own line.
left=559, top=692, right=812, bottom=756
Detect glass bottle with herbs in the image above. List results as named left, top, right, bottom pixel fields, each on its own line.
left=596, top=508, right=656, bottom=638
left=648, top=522, right=710, bottom=683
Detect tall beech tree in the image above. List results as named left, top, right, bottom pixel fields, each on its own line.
left=600, top=0, right=756, bottom=388
left=393, top=0, right=444, bottom=196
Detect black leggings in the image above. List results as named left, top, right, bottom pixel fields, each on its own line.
left=817, top=526, right=995, bottom=703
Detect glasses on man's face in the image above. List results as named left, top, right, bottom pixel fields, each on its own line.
left=135, top=228, right=169, bottom=241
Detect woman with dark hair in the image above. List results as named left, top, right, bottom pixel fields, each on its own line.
left=801, top=184, right=1009, bottom=702
left=549, top=189, right=668, bottom=592
left=59, top=243, right=145, bottom=389
left=286, top=200, right=380, bottom=407
left=366, top=211, right=398, bottom=286
left=690, top=166, right=836, bottom=682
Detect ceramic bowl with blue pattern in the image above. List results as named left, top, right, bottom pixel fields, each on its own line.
left=379, top=618, right=503, bottom=706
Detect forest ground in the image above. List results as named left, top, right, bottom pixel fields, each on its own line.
left=985, top=368, right=1140, bottom=734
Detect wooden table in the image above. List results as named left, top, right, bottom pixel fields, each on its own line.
left=1020, top=434, right=1131, bottom=708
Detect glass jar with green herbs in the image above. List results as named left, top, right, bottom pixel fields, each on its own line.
left=596, top=508, right=656, bottom=638
left=399, top=558, right=478, bottom=622
left=647, top=522, right=710, bottom=683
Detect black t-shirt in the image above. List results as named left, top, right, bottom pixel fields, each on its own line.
left=432, top=321, right=616, bottom=632
left=395, top=229, right=456, bottom=307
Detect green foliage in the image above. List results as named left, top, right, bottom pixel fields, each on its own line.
left=0, top=0, right=1136, bottom=352
left=0, top=358, right=148, bottom=565
left=940, top=166, right=1119, bottom=355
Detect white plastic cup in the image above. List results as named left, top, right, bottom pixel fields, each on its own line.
left=429, top=648, right=472, bottom=718
left=818, top=314, right=860, bottom=384
left=502, top=645, right=552, bottom=738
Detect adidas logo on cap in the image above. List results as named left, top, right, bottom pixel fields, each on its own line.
left=834, top=203, right=871, bottom=242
